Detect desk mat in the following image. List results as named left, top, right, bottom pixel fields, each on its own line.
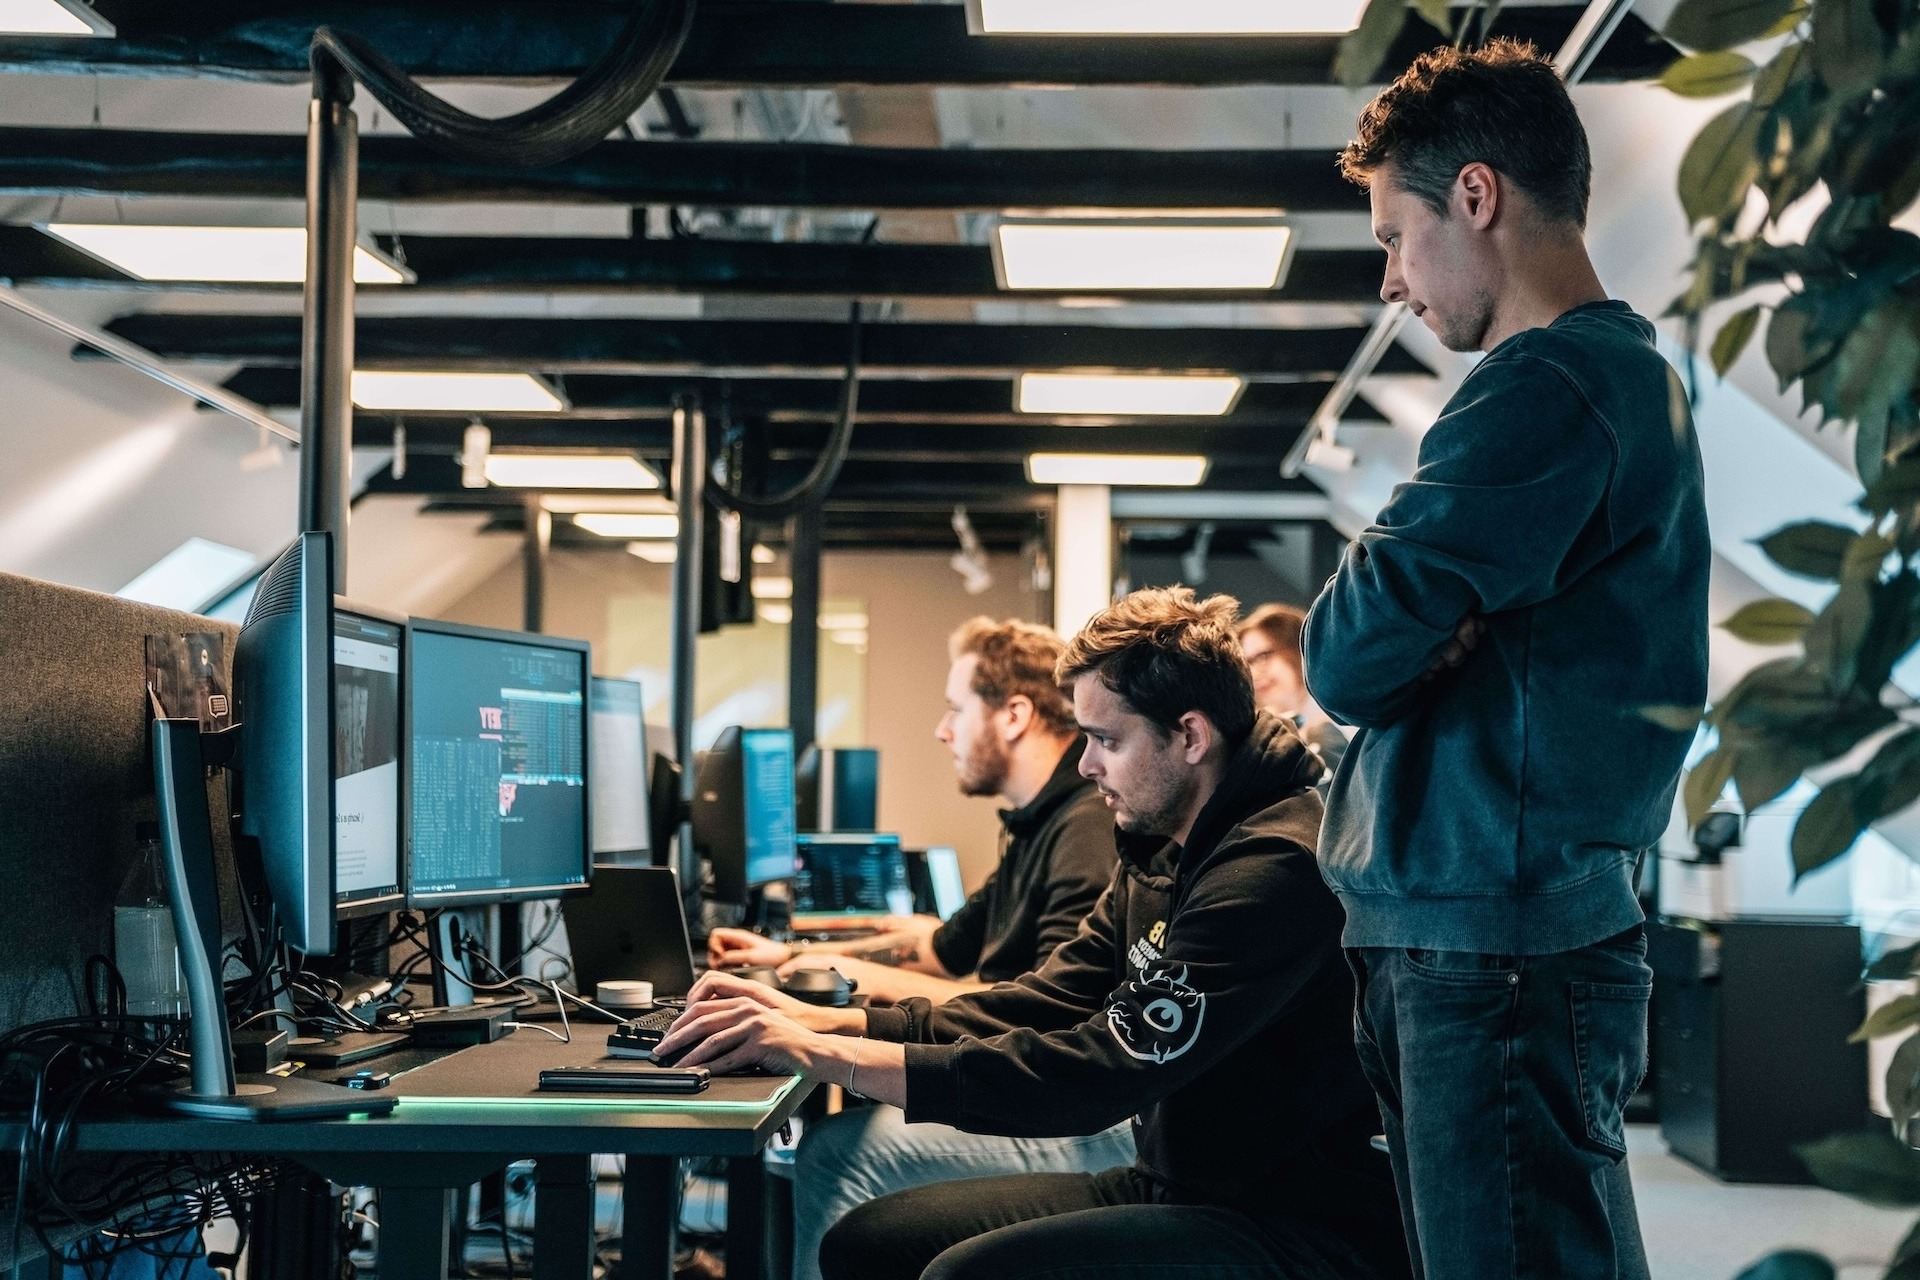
left=388, top=1027, right=798, bottom=1109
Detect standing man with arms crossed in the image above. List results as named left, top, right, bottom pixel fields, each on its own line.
left=1303, top=41, right=1709, bottom=1280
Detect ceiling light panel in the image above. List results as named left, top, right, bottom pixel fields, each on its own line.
left=575, top=513, right=679, bottom=539
left=1017, top=373, right=1243, bottom=417
left=968, top=0, right=1368, bottom=34
left=44, top=224, right=405, bottom=284
left=350, top=371, right=564, bottom=413
left=994, top=220, right=1292, bottom=291
left=627, top=541, right=678, bottom=563
left=1026, top=453, right=1210, bottom=486
left=483, top=453, right=658, bottom=490
left=0, top=0, right=114, bottom=36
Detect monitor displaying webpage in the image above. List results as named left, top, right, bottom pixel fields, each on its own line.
left=334, top=611, right=402, bottom=905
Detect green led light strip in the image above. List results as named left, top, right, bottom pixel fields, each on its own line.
left=392, top=1077, right=801, bottom=1111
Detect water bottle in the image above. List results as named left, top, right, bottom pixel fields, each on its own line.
left=114, top=822, right=187, bottom=1019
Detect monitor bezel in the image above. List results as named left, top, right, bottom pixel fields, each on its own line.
left=739, top=726, right=799, bottom=890
left=402, top=616, right=595, bottom=909
left=588, top=674, right=650, bottom=862
left=332, top=596, right=409, bottom=919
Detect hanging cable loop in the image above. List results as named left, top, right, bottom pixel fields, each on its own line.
left=310, top=0, right=696, bottom=169
left=704, top=302, right=863, bottom=522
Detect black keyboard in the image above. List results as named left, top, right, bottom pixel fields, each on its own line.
left=608, top=1008, right=679, bottom=1058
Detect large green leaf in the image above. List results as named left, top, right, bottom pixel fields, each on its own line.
left=1713, top=304, right=1766, bottom=374
left=1335, top=0, right=1408, bottom=90
left=1864, top=459, right=1920, bottom=514
left=1796, top=1130, right=1920, bottom=1205
left=1811, top=0, right=1884, bottom=96
left=1870, top=941, right=1920, bottom=980
left=1767, top=300, right=1833, bottom=389
left=1679, top=103, right=1765, bottom=223
left=1853, top=994, right=1920, bottom=1043
left=1756, top=520, right=1859, bottom=580
left=1663, top=50, right=1760, bottom=97
left=1886, top=1033, right=1920, bottom=1131
left=1667, top=0, right=1802, bottom=50
left=1410, top=0, right=1451, bottom=34
left=1792, top=776, right=1863, bottom=877
left=1685, top=747, right=1737, bottom=826
left=1829, top=305, right=1920, bottom=479
left=1753, top=41, right=1807, bottom=105
left=1734, top=1252, right=1836, bottom=1280
left=1721, top=598, right=1816, bottom=643
left=1853, top=728, right=1920, bottom=824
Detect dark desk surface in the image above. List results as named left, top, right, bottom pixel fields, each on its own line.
left=0, top=1028, right=812, bottom=1159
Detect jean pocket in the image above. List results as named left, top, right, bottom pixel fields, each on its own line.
left=1401, top=948, right=1519, bottom=984
left=1570, top=980, right=1651, bottom=1160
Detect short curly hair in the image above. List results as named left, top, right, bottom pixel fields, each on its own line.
left=948, top=617, right=1077, bottom=737
left=1338, top=38, right=1591, bottom=229
left=1055, top=587, right=1256, bottom=743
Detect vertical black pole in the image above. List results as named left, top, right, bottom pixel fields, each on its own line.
left=523, top=496, right=550, bottom=634
left=788, top=503, right=822, bottom=755
left=300, top=53, right=358, bottom=594
left=669, top=394, right=705, bottom=917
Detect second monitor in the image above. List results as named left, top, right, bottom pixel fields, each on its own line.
left=405, top=619, right=593, bottom=908
left=694, top=725, right=798, bottom=903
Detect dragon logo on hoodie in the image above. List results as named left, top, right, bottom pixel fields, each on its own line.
left=1106, top=962, right=1205, bottom=1063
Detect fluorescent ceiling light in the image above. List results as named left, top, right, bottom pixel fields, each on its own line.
left=542, top=494, right=675, bottom=515
left=751, top=576, right=794, bottom=600
left=44, top=224, right=404, bottom=284
left=351, top=371, right=564, bottom=413
left=575, top=512, right=679, bottom=539
left=484, top=452, right=658, bottom=490
left=0, top=0, right=114, bottom=36
left=967, top=0, right=1367, bottom=34
left=995, top=220, right=1291, bottom=291
left=118, top=538, right=259, bottom=611
left=758, top=603, right=794, bottom=626
left=627, top=541, right=678, bottom=564
left=819, top=612, right=870, bottom=631
left=752, top=544, right=777, bottom=565
left=1027, top=453, right=1210, bottom=486
left=1018, top=373, right=1243, bottom=416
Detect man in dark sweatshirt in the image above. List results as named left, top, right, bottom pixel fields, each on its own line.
left=1301, top=41, right=1709, bottom=1280
left=657, top=588, right=1408, bottom=1280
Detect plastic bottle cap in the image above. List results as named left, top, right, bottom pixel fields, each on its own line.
left=597, top=980, right=655, bottom=1008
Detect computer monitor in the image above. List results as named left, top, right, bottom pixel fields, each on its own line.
left=694, top=725, right=798, bottom=903
left=924, top=846, right=967, bottom=920
left=230, top=532, right=337, bottom=957
left=332, top=604, right=405, bottom=916
left=405, top=619, right=592, bottom=908
left=589, top=676, right=650, bottom=862
left=794, top=833, right=911, bottom=918
left=795, top=745, right=880, bottom=833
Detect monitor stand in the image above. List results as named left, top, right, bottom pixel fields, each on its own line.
left=149, top=706, right=395, bottom=1121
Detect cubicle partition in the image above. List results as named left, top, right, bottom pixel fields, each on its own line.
left=0, top=571, right=239, bottom=1030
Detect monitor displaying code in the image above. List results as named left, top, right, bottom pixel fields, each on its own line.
left=794, top=834, right=911, bottom=916
left=409, top=628, right=588, bottom=903
left=741, top=728, right=798, bottom=887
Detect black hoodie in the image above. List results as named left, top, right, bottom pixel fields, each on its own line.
left=865, top=715, right=1407, bottom=1274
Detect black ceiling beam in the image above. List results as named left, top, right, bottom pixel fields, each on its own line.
left=0, top=227, right=1388, bottom=304
left=0, top=2, right=1676, bottom=85
left=0, top=127, right=1361, bottom=211
left=102, top=314, right=1430, bottom=378
left=224, top=368, right=1387, bottom=425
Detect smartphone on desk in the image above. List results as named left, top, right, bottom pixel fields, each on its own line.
left=537, top=1065, right=710, bottom=1094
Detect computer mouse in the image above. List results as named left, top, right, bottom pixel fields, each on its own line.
left=781, top=967, right=854, bottom=1007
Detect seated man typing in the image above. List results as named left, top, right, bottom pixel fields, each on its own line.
left=708, top=616, right=1128, bottom=1280
left=657, top=589, right=1407, bottom=1280
left=707, top=616, right=1114, bottom=1005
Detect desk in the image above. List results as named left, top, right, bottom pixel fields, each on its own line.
left=4, top=1028, right=812, bottom=1280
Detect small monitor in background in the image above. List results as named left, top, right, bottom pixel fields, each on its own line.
left=589, top=676, right=650, bottom=862
left=795, top=745, right=880, bottom=833
left=405, top=620, right=593, bottom=907
left=923, top=846, right=967, bottom=920
left=794, top=834, right=911, bottom=918
left=333, top=605, right=405, bottom=916
left=694, top=725, right=798, bottom=903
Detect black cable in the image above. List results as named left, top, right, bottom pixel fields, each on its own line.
left=703, top=301, right=863, bottom=521
left=310, top=0, right=696, bottom=169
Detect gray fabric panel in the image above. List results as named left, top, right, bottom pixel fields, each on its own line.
left=0, top=572, right=239, bottom=1031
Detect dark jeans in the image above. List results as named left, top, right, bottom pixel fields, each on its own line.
left=1352, top=926, right=1653, bottom=1280
left=820, top=1166, right=1389, bottom=1280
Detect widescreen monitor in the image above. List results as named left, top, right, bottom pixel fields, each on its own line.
left=794, top=833, right=911, bottom=918
left=589, top=676, right=650, bottom=861
left=405, top=619, right=592, bottom=907
left=332, top=605, right=405, bottom=915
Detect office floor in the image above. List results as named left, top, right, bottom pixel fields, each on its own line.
left=1629, top=1125, right=1912, bottom=1278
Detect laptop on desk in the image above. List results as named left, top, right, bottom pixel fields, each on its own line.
left=561, top=865, right=698, bottom=999
left=791, top=833, right=913, bottom=932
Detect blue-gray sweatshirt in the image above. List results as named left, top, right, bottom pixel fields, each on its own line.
left=1302, top=300, right=1709, bottom=955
